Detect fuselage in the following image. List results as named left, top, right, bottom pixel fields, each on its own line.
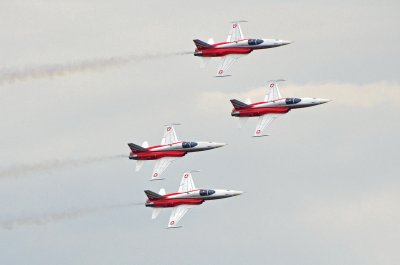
left=129, top=141, right=225, bottom=160
left=145, top=189, right=243, bottom=208
left=194, top=38, right=291, bottom=57
left=232, top=97, right=330, bottom=117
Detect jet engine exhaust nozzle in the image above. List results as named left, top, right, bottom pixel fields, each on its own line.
left=129, top=154, right=138, bottom=160
left=145, top=202, right=154, bottom=207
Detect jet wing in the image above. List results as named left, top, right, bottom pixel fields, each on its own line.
left=151, top=157, right=178, bottom=180
left=226, top=21, right=247, bottom=42
left=178, top=172, right=196, bottom=193
left=216, top=54, right=243, bottom=77
left=265, top=80, right=284, bottom=101
left=161, top=125, right=179, bottom=145
left=167, top=205, right=195, bottom=228
left=253, top=113, right=284, bottom=137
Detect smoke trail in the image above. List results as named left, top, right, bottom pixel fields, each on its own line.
left=0, top=202, right=143, bottom=230
left=0, top=51, right=192, bottom=85
left=0, top=154, right=127, bottom=179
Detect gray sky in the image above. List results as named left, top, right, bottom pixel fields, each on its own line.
left=0, top=1, right=399, bottom=264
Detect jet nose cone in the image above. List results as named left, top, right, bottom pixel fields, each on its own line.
left=231, top=190, right=244, bottom=196
left=319, top=98, right=331, bottom=104
left=280, top=40, right=292, bottom=46
left=214, top=142, right=226, bottom=148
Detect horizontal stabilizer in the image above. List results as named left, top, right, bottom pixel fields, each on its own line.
left=152, top=208, right=162, bottom=219
left=230, top=99, right=250, bottom=110
left=144, top=190, right=164, bottom=200
left=128, top=143, right=146, bottom=152
left=135, top=160, right=145, bottom=172
left=237, top=117, right=249, bottom=128
left=193, top=39, right=212, bottom=50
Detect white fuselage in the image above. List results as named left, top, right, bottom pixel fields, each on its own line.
left=252, top=97, right=330, bottom=109
left=167, top=189, right=243, bottom=200
left=216, top=38, right=291, bottom=49
left=149, top=141, right=226, bottom=152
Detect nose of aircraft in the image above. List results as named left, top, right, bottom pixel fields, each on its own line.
left=232, top=190, right=244, bottom=196
left=279, top=40, right=292, bottom=46
left=213, top=142, right=226, bottom=148
left=318, top=98, right=331, bottom=104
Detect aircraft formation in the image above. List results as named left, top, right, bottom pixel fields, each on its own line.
left=129, top=21, right=330, bottom=228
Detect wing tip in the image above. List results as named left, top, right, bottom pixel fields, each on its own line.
left=215, top=75, right=232, bottom=78
left=252, top=134, right=270, bottom=138
left=163, top=122, right=181, bottom=126
left=166, top=225, right=183, bottom=229
left=149, top=177, right=166, bottom=181
left=230, top=20, right=248, bottom=23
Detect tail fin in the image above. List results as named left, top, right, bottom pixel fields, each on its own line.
left=144, top=190, right=164, bottom=200
left=193, top=39, right=212, bottom=50
left=128, top=143, right=146, bottom=152
left=230, top=99, right=250, bottom=110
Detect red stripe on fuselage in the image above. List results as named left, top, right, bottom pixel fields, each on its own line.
left=147, top=198, right=204, bottom=208
left=130, top=150, right=187, bottom=160
left=233, top=106, right=290, bottom=117
left=198, top=47, right=252, bottom=57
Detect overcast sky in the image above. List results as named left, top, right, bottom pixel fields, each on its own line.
left=0, top=1, right=399, bottom=265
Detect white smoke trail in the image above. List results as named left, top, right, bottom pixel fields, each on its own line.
left=0, top=202, right=143, bottom=230
left=0, top=51, right=192, bottom=85
left=0, top=154, right=127, bottom=179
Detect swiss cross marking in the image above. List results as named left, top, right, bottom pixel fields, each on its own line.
left=167, top=127, right=171, bottom=131
left=153, top=173, right=158, bottom=177
left=218, top=70, right=223, bottom=75
left=256, top=130, right=261, bottom=134
left=233, top=24, right=237, bottom=28
left=170, top=221, right=175, bottom=225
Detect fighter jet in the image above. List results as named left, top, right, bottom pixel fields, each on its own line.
left=144, top=171, right=243, bottom=228
left=128, top=124, right=225, bottom=180
left=193, top=21, right=291, bottom=77
left=230, top=80, right=330, bottom=137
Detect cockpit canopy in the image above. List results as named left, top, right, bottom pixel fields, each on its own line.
left=248, top=39, right=264, bottom=45
left=199, top=189, right=216, bottom=196
left=182, top=142, right=198, bottom=148
left=285, top=98, right=301, bottom=104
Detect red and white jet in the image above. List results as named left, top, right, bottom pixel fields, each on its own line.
left=128, top=125, right=225, bottom=180
left=230, top=80, right=330, bottom=137
left=193, top=21, right=291, bottom=77
left=144, top=171, right=243, bottom=228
